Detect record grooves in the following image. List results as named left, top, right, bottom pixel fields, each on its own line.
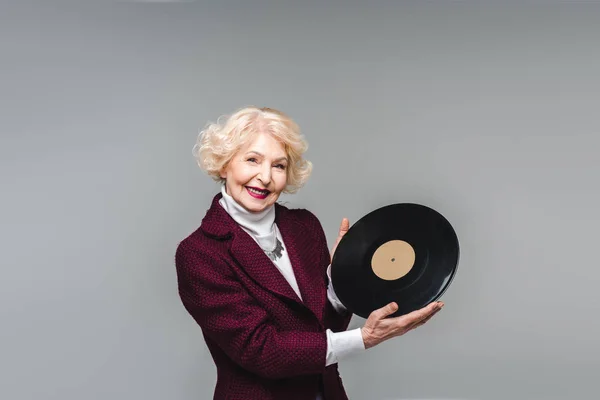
left=330, top=203, right=459, bottom=319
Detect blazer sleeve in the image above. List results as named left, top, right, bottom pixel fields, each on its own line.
left=175, top=240, right=328, bottom=380
left=306, top=210, right=354, bottom=332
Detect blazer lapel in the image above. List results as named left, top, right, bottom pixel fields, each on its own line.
left=229, top=227, right=303, bottom=305
left=276, top=206, right=325, bottom=322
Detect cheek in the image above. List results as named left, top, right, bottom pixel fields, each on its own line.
left=275, top=171, right=288, bottom=187
left=231, top=166, right=253, bottom=182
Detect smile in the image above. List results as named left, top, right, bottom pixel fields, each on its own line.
left=246, top=186, right=270, bottom=199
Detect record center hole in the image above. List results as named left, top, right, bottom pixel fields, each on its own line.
left=371, top=240, right=415, bottom=281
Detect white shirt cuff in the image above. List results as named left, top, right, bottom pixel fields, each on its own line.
left=325, top=328, right=365, bottom=366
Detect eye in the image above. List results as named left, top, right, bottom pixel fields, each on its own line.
left=275, top=164, right=287, bottom=170
left=247, top=157, right=258, bottom=163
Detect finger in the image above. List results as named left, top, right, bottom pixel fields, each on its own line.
left=338, top=218, right=350, bottom=237
left=425, top=301, right=443, bottom=315
left=414, top=302, right=443, bottom=325
left=331, top=218, right=350, bottom=261
left=396, top=302, right=441, bottom=327
left=416, top=306, right=441, bottom=325
left=410, top=314, right=436, bottom=331
left=407, top=307, right=441, bottom=331
left=370, top=302, right=398, bottom=321
left=407, top=301, right=440, bottom=321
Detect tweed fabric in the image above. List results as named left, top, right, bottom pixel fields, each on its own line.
left=175, top=193, right=353, bottom=400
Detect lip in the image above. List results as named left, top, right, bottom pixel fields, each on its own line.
left=246, top=186, right=270, bottom=199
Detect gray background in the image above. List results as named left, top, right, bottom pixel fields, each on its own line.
left=2, top=1, right=599, bottom=399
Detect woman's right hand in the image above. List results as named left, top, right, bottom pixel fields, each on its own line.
left=361, top=301, right=444, bottom=349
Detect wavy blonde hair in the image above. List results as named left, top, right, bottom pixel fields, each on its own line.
left=193, top=106, right=313, bottom=194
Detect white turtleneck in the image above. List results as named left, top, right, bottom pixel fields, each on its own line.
left=218, top=184, right=365, bottom=373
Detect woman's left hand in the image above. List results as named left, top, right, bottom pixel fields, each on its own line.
left=330, top=217, right=350, bottom=263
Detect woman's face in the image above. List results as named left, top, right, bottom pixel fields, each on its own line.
left=220, top=132, right=289, bottom=213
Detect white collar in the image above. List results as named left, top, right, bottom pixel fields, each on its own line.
left=218, top=184, right=278, bottom=251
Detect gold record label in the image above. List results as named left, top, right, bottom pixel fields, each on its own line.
left=371, top=240, right=415, bottom=280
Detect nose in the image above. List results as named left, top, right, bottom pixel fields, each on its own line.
left=257, top=163, right=272, bottom=186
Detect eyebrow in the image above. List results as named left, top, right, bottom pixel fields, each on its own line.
left=245, top=151, right=288, bottom=162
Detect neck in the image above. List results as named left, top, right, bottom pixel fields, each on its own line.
left=218, top=184, right=277, bottom=249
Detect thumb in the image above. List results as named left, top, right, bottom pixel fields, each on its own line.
left=338, top=217, right=350, bottom=236
left=371, top=301, right=398, bottom=321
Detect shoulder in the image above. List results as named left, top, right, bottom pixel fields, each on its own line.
left=276, top=201, right=320, bottom=225
left=175, top=191, right=232, bottom=263
left=175, top=226, right=229, bottom=278
left=275, top=202, right=326, bottom=240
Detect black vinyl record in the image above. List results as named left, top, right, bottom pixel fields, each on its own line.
left=330, top=203, right=459, bottom=319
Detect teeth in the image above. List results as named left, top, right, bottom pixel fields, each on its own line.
left=248, top=187, right=268, bottom=195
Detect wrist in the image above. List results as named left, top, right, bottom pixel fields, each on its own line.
left=360, top=327, right=374, bottom=349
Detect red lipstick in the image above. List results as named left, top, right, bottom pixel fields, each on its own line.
left=246, top=186, right=270, bottom=199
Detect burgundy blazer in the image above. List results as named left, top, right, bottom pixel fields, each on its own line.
left=175, top=193, right=354, bottom=400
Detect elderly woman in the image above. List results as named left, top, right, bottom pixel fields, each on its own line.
left=175, top=106, right=443, bottom=400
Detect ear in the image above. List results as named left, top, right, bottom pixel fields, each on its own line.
left=219, top=162, right=228, bottom=179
